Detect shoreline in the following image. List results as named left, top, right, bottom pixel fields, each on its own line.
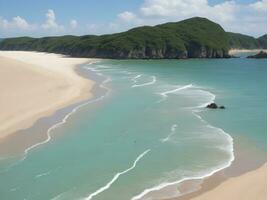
left=182, top=163, right=267, bottom=200
left=1, top=52, right=266, bottom=199
left=174, top=139, right=267, bottom=200
left=229, top=48, right=267, bottom=55
left=0, top=51, right=97, bottom=151
left=130, top=91, right=236, bottom=200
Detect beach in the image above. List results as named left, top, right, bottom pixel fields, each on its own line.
left=187, top=163, right=267, bottom=200
left=229, top=49, right=267, bottom=55
left=0, top=55, right=266, bottom=200
left=0, top=51, right=95, bottom=140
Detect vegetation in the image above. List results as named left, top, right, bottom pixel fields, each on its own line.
left=227, top=32, right=261, bottom=49
left=258, top=34, right=267, bottom=49
left=227, top=32, right=267, bottom=50
left=0, top=17, right=230, bottom=59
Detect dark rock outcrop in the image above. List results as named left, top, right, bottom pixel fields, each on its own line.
left=206, top=103, right=218, bottom=109
left=247, top=51, right=267, bottom=59
left=206, top=103, right=226, bottom=109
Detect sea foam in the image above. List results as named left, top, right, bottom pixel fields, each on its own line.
left=15, top=61, right=110, bottom=164
left=84, top=149, right=151, bottom=200
left=132, top=76, right=156, bottom=88
left=160, top=124, right=178, bottom=143
left=131, top=87, right=234, bottom=200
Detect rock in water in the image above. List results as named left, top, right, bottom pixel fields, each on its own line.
left=247, top=51, right=267, bottom=59
left=206, top=103, right=226, bottom=109
left=206, top=103, right=218, bottom=109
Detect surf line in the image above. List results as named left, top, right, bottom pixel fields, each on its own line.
left=133, top=89, right=234, bottom=200
left=132, top=74, right=142, bottom=84
left=157, top=84, right=193, bottom=103
left=131, top=144, right=234, bottom=200
left=132, top=76, right=156, bottom=88
left=20, top=61, right=111, bottom=161
left=160, top=124, right=178, bottom=143
left=84, top=149, right=151, bottom=200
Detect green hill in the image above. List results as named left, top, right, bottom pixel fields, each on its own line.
left=258, top=34, right=267, bottom=49
left=227, top=32, right=261, bottom=49
left=0, top=17, right=230, bottom=59
left=227, top=32, right=267, bottom=50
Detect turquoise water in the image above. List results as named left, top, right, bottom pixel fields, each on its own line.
left=0, top=57, right=267, bottom=200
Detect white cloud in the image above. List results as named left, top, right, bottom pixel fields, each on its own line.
left=1, top=1, right=267, bottom=37
left=70, top=19, right=78, bottom=29
left=139, top=0, right=237, bottom=23
left=41, top=9, right=64, bottom=31
left=0, top=16, right=33, bottom=31
left=251, top=0, right=267, bottom=11
left=114, top=0, right=267, bottom=37
left=0, top=17, right=9, bottom=29
left=12, top=16, right=31, bottom=29
left=118, top=11, right=138, bottom=22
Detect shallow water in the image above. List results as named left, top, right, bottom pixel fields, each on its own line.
left=0, top=57, right=266, bottom=200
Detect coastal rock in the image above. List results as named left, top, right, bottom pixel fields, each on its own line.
left=206, top=103, right=218, bottom=109
left=247, top=51, right=267, bottom=59
left=206, top=103, right=226, bottom=109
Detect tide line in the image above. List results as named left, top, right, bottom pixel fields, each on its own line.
left=133, top=88, right=234, bottom=200
left=132, top=76, right=156, bottom=88
left=160, top=124, right=178, bottom=143
left=157, top=84, right=193, bottom=103
left=131, top=146, right=234, bottom=200
left=84, top=149, right=151, bottom=200
left=19, top=61, right=109, bottom=164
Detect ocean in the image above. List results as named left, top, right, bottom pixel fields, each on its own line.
left=0, top=56, right=267, bottom=200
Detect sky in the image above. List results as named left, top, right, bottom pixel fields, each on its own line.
left=0, top=0, right=266, bottom=38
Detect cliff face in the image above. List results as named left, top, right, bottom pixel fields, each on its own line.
left=65, top=47, right=227, bottom=59
left=0, top=17, right=230, bottom=59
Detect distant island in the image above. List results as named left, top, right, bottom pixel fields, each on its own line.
left=0, top=17, right=266, bottom=59
left=248, top=51, right=267, bottom=58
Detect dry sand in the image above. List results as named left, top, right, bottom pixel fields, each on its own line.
left=189, top=163, right=267, bottom=200
left=229, top=49, right=267, bottom=55
left=0, top=51, right=96, bottom=139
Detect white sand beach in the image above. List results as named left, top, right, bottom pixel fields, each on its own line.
left=229, top=49, right=267, bottom=55
left=190, top=163, right=267, bottom=200
left=0, top=51, right=96, bottom=139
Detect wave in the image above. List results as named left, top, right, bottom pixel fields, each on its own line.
left=160, top=124, right=178, bottom=143
left=13, top=61, right=110, bottom=164
left=132, top=74, right=142, bottom=83
left=132, top=88, right=234, bottom=200
left=157, top=84, right=193, bottom=103
left=84, top=149, right=151, bottom=200
left=23, top=93, right=108, bottom=159
left=132, top=143, right=234, bottom=200
left=132, top=76, right=156, bottom=88
left=35, top=170, right=51, bottom=179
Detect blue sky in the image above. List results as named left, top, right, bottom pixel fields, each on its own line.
left=0, top=0, right=266, bottom=37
